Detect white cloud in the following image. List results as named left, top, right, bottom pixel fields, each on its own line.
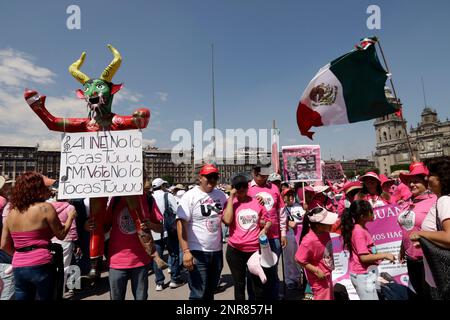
left=0, top=48, right=55, bottom=87
left=0, top=47, right=148, bottom=150
left=114, top=87, right=143, bottom=103
left=155, top=91, right=168, bottom=102
left=143, top=138, right=156, bottom=147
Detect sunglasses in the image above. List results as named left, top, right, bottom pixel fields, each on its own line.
left=234, top=182, right=248, bottom=190
left=204, top=174, right=219, bottom=181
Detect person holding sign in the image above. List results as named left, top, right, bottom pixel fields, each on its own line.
left=103, top=195, right=163, bottom=300
left=341, top=200, right=396, bottom=300
left=397, top=162, right=436, bottom=300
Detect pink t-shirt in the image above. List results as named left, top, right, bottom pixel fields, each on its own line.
left=50, top=201, right=78, bottom=242
left=108, top=196, right=163, bottom=269
left=397, top=192, right=436, bottom=260
left=248, top=180, right=283, bottom=239
left=349, top=224, right=376, bottom=274
left=390, top=183, right=412, bottom=204
left=359, top=193, right=389, bottom=208
left=295, top=230, right=334, bottom=282
left=227, top=197, right=269, bottom=252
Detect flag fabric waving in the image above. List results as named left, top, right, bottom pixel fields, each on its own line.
left=296, top=37, right=398, bottom=139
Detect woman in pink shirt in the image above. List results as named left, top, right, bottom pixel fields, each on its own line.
left=223, top=173, right=271, bottom=300
left=357, top=172, right=389, bottom=208
left=397, top=162, right=436, bottom=300
left=295, top=206, right=338, bottom=300
left=0, top=172, right=77, bottom=300
left=341, top=200, right=395, bottom=300
left=410, top=156, right=450, bottom=299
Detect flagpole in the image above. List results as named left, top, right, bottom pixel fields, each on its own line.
left=274, top=118, right=287, bottom=299
left=375, top=39, right=415, bottom=162
left=211, top=43, right=217, bottom=162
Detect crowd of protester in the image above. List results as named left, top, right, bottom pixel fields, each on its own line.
left=0, top=156, right=450, bottom=300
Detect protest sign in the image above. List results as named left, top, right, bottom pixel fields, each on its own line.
left=58, top=130, right=143, bottom=199
left=281, top=145, right=321, bottom=182
left=331, top=204, right=408, bottom=300
left=322, top=163, right=345, bottom=183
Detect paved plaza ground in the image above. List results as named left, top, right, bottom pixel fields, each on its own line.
left=66, top=243, right=304, bottom=301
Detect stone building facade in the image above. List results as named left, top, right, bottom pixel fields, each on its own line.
left=374, top=89, right=450, bottom=175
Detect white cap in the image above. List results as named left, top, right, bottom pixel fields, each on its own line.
left=175, top=190, right=186, bottom=198
left=268, top=173, right=282, bottom=182
left=308, top=207, right=338, bottom=225
left=152, top=178, right=168, bottom=189
left=313, top=185, right=330, bottom=193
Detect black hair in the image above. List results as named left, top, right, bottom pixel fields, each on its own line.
left=425, top=156, right=450, bottom=196
left=299, top=207, right=323, bottom=244
left=341, top=200, right=373, bottom=255
left=360, top=179, right=383, bottom=196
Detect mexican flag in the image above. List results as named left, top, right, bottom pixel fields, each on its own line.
left=296, top=37, right=398, bottom=139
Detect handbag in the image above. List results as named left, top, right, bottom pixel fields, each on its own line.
left=49, top=242, right=64, bottom=300
left=418, top=200, right=450, bottom=300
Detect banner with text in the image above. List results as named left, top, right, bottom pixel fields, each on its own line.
left=281, top=145, right=321, bottom=182
left=58, top=130, right=143, bottom=199
left=331, top=204, right=408, bottom=300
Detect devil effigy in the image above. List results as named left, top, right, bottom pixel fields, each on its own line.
left=25, top=45, right=160, bottom=277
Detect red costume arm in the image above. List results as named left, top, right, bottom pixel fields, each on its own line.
left=25, top=89, right=88, bottom=132
left=112, top=108, right=150, bottom=130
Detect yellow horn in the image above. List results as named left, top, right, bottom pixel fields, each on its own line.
left=68, top=52, right=90, bottom=85
left=100, top=44, right=122, bottom=82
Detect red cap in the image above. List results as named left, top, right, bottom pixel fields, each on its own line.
left=199, top=164, right=219, bottom=175
left=399, top=162, right=429, bottom=184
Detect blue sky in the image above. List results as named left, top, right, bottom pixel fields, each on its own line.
left=0, top=0, right=449, bottom=160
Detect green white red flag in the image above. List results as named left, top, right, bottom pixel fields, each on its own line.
left=296, top=37, right=399, bottom=139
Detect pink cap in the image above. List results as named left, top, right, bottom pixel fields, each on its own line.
left=399, top=162, right=429, bottom=184
left=379, top=174, right=395, bottom=186
left=308, top=207, right=338, bottom=225
left=343, top=181, right=362, bottom=194
left=359, top=171, right=381, bottom=183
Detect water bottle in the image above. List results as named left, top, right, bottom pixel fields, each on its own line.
left=259, top=234, right=277, bottom=268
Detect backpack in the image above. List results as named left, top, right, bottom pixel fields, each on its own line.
left=163, top=192, right=177, bottom=236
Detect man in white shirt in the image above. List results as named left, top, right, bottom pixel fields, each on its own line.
left=176, top=164, right=227, bottom=300
left=151, top=178, right=184, bottom=291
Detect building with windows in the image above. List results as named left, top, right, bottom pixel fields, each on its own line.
left=374, top=88, right=450, bottom=175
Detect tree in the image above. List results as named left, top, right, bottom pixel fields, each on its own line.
left=344, top=170, right=356, bottom=179
left=390, top=164, right=409, bottom=172
left=162, top=175, right=174, bottom=186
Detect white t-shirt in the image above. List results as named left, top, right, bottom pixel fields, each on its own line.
left=176, top=186, right=227, bottom=252
left=421, top=195, right=450, bottom=287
